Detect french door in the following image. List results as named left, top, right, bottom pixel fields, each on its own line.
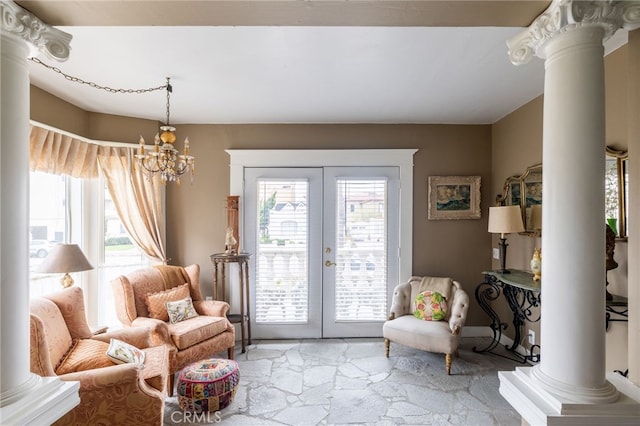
left=244, top=166, right=399, bottom=338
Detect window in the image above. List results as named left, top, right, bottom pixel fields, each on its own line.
left=99, top=184, right=150, bottom=326
left=29, top=172, right=69, bottom=297
left=29, top=171, right=150, bottom=327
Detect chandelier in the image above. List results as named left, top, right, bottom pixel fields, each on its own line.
left=135, top=77, right=195, bottom=183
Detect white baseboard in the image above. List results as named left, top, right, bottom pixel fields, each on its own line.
left=461, top=326, right=538, bottom=365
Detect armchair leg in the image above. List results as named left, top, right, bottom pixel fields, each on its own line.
left=384, top=339, right=390, bottom=358
left=168, top=372, right=175, bottom=397
left=228, top=346, right=235, bottom=360
left=445, top=353, right=452, bottom=375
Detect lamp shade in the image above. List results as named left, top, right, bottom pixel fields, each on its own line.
left=36, top=243, right=93, bottom=274
left=488, top=206, right=525, bottom=235
left=529, top=204, right=542, bottom=231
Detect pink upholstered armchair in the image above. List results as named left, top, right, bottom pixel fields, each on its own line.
left=29, top=286, right=168, bottom=426
left=383, top=276, right=469, bottom=374
left=111, top=264, right=235, bottom=395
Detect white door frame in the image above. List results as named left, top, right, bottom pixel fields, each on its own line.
left=227, top=149, right=417, bottom=304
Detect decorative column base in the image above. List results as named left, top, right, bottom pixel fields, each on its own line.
left=500, top=367, right=640, bottom=425
left=0, top=374, right=80, bottom=425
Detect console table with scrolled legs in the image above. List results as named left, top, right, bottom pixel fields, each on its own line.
left=473, top=270, right=541, bottom=363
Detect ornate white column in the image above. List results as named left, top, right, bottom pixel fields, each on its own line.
left=0, top=1, right=79, bottom=424
left=499, top=1, right=640, bottom=424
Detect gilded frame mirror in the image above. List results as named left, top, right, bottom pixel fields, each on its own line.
left=496, top=163, right=542, bottom=237
left=605, top=146, right=628, bottom=239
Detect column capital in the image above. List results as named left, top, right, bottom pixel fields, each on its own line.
left=0, top=0, right=71, bottom=61
left=508, top=0, right=640, bottom=65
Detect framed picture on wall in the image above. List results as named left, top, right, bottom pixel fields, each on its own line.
left=428, top=175, right=481, bottom=220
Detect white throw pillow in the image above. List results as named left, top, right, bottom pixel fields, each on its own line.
left=106, top=338, right=145, bottom=365
left=165, top=296, right=199, bottom=324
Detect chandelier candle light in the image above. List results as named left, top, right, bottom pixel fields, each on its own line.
left=135, top=77, right=195, bottom=183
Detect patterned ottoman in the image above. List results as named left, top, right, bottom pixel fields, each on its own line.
left=177, top=358, right=240, bottom=413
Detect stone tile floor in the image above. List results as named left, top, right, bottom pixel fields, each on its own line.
left=164, top=337, right=522, bottom=425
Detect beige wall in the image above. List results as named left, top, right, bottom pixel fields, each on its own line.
left=30, top=85, right=160, bottom=141
left=30, top=85, right=91, bottom=137
left=490, top=45, right=632, bottom=367
left=29, top=90, right=494, bottom=326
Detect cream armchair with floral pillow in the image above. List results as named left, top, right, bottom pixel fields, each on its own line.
left=111, top=263, right=235, bottom=395
left=383, top=276, right=469, bottom=375
left=29, top=286, right=168, bottom=426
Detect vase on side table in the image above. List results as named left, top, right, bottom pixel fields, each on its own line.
left=530, top=248, right=541, bottom=281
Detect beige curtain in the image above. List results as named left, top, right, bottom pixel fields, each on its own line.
left=29, top=125, right=167, bottom=263
left=30, top=125, right=105, bottom=178
left=97, top=147, right=167, bottom=263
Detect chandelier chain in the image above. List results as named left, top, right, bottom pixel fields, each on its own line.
left=29, top=57, right=168, bottom=94
left=31, top=58, right=194, bottom=184
left=165, top=77, right=172, bottom=126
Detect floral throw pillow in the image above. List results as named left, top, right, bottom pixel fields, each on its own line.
left=106, top=338, right=145, bottom=365
left=165, top=296, right=199, bottom=324
left=413, top=290, right=447, bottom=321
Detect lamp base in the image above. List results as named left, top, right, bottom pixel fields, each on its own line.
left=498, top=237, right=509, bottom=274
left=60, top=273, right=74, bottom=288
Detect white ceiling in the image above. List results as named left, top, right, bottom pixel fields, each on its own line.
left=27, top=25, right=628, bottom=125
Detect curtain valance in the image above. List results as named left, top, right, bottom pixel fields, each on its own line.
left=29, top=125, right=108, bottom=178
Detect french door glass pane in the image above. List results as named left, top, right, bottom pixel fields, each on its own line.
left=255, top=179, right=309, bottom=323
left=334, top=179, right=387, bottom=321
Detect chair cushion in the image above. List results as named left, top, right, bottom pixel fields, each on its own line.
left=413, top=291, right=447, bottom=321
left=146, top=283, right=190, bottom=321
left=383, top=314, right=458, bottom=354
left=56, top=339, right=114, bottom=375
left=167, top=316, right=229, bottom=350
left=166, top=296, right=199, bottom=324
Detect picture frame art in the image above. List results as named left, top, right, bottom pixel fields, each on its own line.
left=428, top=175, right=481, bottom=220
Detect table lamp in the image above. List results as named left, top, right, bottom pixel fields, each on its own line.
left=36, top=243, right=94, bottom=288
left=529, top=204, right=542, bottom=235
left=488, top=206, right=525, bottom=273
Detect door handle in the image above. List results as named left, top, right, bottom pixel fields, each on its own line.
left=325, top=260, right=336, bottom=267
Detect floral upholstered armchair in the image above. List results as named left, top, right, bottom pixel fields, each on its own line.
left=29, top=286, right=168, bottom=426
left=383, top=276, right=469, bottom=374
left=111, top=263, right=235, bottom=395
